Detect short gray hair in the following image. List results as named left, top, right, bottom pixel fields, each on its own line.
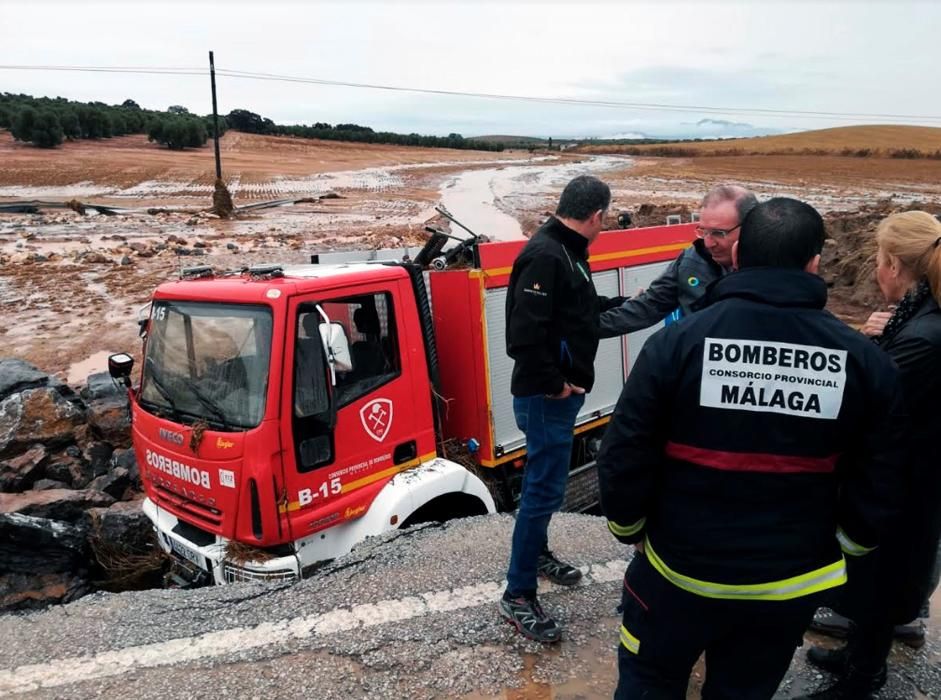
left=701, top=184, right=758, bottom=223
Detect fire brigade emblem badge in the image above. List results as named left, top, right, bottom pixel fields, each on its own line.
left=360, top=398, right=394, bottom=442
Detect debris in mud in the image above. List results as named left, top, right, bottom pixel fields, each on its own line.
left=224, top=540, right=278, bottom=565
left=212, top=178, right=235, bottom=219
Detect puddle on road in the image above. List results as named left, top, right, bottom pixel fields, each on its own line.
left=465, top=592, right=941, bottom=700
left=461, top=616, right=705, bottom=700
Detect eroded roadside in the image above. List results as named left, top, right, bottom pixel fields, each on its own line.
left=0, top=513, right=937, bottom=700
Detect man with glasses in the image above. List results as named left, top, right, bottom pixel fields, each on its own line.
left=598, top=184, right=757, bottom=337
left=500, top=175, right=624, bottom=643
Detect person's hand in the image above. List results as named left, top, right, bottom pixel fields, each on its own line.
left=862, top=311, right=893, bottom=337
left=546, top=382, right=586, bottom=399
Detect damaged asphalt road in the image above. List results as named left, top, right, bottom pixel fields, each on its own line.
left=0, top=512, right=938, bottom=699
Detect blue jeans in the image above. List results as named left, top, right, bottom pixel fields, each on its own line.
left=505, top=393, right=585, bottom=598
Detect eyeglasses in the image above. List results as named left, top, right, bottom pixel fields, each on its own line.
left=695, top=224, right=741, bottom=240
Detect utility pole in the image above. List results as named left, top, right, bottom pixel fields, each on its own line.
left=209, top=50, right=222, bottom=180
left=209, top=50, right=234, bottom=217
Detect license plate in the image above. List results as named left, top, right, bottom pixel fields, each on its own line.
left=169, top=537, right=206, bottom=570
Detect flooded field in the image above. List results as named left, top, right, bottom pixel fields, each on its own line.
left=1, top=133, right=940, bottom=382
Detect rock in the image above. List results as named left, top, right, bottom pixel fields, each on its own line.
left=129, top=242, right=149, bottom=253
left=0, top=572, right=91, bottom=612
left=0, top=512, right=88, bottom=573
left=0, top=387, right=86, bottom=457
left=0, top=444, right=48, bottom=492
left=174, top=246, right=192, bottom=256
left=119, top=255, right=133, bottom=266
left=0, top=489, right=114, bottom=523
left=81, top=371, right=125, bottom=401
left=81, top=252, right=112, bottom=264
left=85, top=395, right=130, bottom=446
left=0, top=512, right=91, bottom=612
left=45, top=455, right=94, bottom=489
left=110, top=448, right=140, bottom=489
left=88, top=498, right=153, bottom=555
left=88, top=467, right=131, bottom=500
left=193, top=241, right=208, bottom=248
left=186, top=218, right=199, bottom=227
left=82, top=441, right=113, bottom=479
left=0, top=358, right=49, bottom=400
left=32, top=478, right=70, bottom=490
left=226, top=242, right=238, bottom=250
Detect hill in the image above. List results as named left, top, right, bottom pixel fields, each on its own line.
left=578, top=125, right=941, bottom=158
left=468, top=134, right=546, bottom=145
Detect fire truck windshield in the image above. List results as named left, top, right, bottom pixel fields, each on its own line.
left=139, top=301, right=273, bottom=430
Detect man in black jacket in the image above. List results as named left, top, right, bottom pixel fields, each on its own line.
left=598, top=198, right=907, bottom=698
left=500, top=175, right=622, bottom=643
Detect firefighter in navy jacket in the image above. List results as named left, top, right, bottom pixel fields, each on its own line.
left=598, top=198, right=907, bottom=699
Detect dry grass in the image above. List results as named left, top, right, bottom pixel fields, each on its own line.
left=87, top=512, right=169, bottom=590
left=580, top=125, right=941, bottom=158
left=224, top=539, right=278, bottom=564
left=622, top=154, right=941, bottom=188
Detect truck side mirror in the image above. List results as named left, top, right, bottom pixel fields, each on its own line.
left=109, top=353, right=135, bottom=387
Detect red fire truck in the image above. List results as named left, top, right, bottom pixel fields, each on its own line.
left=109, top=220, right=696, bottom=584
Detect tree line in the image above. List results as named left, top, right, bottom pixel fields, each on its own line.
left=0, top=94, right=225, bottom=150
left=0, top=94, right=504, bottom=152
left=223, top=108, right=505, bottom=151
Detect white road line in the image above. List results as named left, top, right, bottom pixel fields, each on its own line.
left=0, top=559, right=627, bottom=696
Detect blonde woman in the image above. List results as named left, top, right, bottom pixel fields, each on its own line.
left=800, top=211, right=941, bottom=699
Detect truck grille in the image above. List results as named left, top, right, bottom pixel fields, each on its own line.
left=223, top=563, right=298, bottom=584
left=154, top=485, right=223, bottom=527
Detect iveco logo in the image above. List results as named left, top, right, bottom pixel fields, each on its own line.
left=158, top=428, right=185, bottom=446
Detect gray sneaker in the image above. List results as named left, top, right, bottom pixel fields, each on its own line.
left=499, top=595, right=562, bottom=643
left=809, top=607, right=854, bottom=639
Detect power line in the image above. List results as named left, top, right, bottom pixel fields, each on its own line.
left=215, top=67, right=941, bottom=124
left=0, top=64, right=204, bottom=74
left=2, top=63, right=941, bottom=125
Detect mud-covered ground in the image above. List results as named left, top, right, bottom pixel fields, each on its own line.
left=1, top=132, right=939, bottom=381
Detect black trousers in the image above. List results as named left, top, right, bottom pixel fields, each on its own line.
left=615, top=553, right=820, bottom=700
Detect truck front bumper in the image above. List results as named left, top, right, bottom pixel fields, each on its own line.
left=142, top=497, right=301, bottom=585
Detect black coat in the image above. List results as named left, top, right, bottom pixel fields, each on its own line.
left=844, top=295, right=941, bottom=622
left=597, top=268, right=908, bottom=595
left=506, top=217, right=621, bottom=397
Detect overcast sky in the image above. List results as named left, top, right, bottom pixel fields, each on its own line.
left=2, top=1, right=940, bottom=139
